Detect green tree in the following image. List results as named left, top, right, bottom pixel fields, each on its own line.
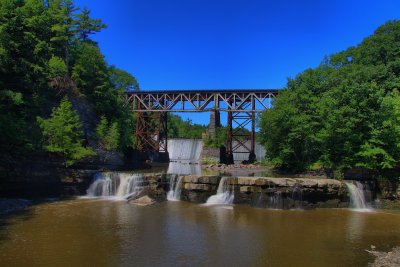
left=74, top=7, right=106, bottom=43
left=109, top=66, right=140, bottom=91
left=48, top=56, right=68, bottom=78
left=167, top=114, right=207, bottom=139
left=106, top=121, right=120, bottom=151
left=47, top=0, right=77, bottom=65
left=37, top=97, right=95, bottom=166
left=0, top=0, right=138, bottom=169
left=95, top=116, right=120, bottom=151
left=259, top=20, right=400, bottom=177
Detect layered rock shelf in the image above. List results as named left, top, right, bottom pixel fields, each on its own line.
left=90, top=173, right=357, bottom=209
left=181, top=175, right=220, bottom=203
left=178, top=175, right=350, bottom=209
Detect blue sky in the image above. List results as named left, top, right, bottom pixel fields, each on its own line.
left=75, top=0, right=400, bottom=125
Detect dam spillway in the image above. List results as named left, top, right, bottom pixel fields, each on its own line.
left=167, top=138, right=267, bottom=164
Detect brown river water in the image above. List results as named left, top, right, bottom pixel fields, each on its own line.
left=0, top=199, right=399, bottom=267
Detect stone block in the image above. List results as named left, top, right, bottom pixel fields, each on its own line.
left=183, top=183, right=212, bottom=191
left=198, top=176, right=220, bottom=184
left=182, top=175, right=221, bottom=184
left=240, top=186, right=257, bottom=193
left=237, top=177, right=257, bottom=185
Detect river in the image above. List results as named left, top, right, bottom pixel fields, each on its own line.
left=1, top=199, right=400, bottom=267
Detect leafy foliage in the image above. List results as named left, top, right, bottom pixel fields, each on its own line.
left=48, top=56, right=68, bottom=78
left=259, top=20, right=400, bottom=178
left=203, top=127, right=228, bottom=148
left=167, top=114, right=207, bottom=139
left=96, top=116, right=120, bottom=151
left=37, top=97, right=95, bottom=166
left=74, top=7, right=106, bottom=43
left=0, top=0, right=138, bottom=167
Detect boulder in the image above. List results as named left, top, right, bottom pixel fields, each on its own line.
left=128, top=195, right=156, bottom=206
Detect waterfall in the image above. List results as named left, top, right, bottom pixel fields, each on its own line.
left=291, top=184, right=303, bottom=209
left=206, top=177, right=234, bottom=205
left=168, top=139, right=203, bottom=160
left=167, top=175, right=183, bottom=201
left=86, top=172, right=144, bottom=200
left=268, top=191, right=284, bottom=209
left=344, top=181, right=372, bottom=211
left=167, top=162, right=201, bottom=175
left=167, top=139, right=203, bottom=175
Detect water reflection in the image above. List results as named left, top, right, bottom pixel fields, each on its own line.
left=1, top=201, right=400, bottom=267
left=346, top=210, right=367, bottom=243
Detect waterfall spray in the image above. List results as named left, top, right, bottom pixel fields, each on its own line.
left=86, top=172, right=144, bottom=200
left=206, top=177, right=234, bottom=205
left=167, top=175, right=183, bottom=201
left=344, top=181, right=372, bottom=211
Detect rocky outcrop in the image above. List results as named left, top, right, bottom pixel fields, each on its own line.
left=128, top=173, right=169, bottom=202
left=178, top=175, right=350, bottom=209
left=228, top=176, right=348, bottom=209
left=367, top=247, right=400, bottom=267
left=180, top=175, right=220, bottom=203
left=129, top=195, right=156, bottom=206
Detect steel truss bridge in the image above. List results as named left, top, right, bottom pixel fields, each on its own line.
left=126, top=89, right=279, bottom=163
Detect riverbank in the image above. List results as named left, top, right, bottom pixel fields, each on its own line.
left=368, top=247, right=400, bottom=267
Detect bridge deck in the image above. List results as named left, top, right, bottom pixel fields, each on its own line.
left=126, top=89, right=279, bottom=112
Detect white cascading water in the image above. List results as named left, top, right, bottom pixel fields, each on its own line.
left=168, top=139, right=203, bottom=160
left=344, top=181, right=372, bottom=211
left=86, top=172, right=144, bottom=200
left=167, top=175, right=183, bottom=201
left=167, top=139, right=203, bottom=175
left=206, top=177, right=234, bottom=205
left=167, top=162, right=201, bottom=175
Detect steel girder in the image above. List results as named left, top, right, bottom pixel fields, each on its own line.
left=135, top=110, right=167, bottom=153
left=128, top=90, right=278, bottom=160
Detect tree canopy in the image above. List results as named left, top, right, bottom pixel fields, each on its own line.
left=0, top=0, right=138, bottom=166
left=37, top=97, right=95, bottom=166
left=259, top=20, right=400, bottom=178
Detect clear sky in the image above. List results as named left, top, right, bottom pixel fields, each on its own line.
left=74, top=0, right=400, bottom=125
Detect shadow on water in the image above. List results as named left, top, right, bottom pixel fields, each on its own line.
left=0, top=208, right=33, bottom=243
left=0, top=198, right=62, bottom=242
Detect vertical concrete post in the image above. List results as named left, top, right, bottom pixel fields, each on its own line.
left=209, top=110, right=221, bottom=139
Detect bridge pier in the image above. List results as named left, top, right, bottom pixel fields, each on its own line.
left=128, top=90, right=278, bottom=164
left=225, top=101, right=256, bottom=164
left=208, top=109, right=221, bottom=140
left=135, top=105, right=169, bottom=162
